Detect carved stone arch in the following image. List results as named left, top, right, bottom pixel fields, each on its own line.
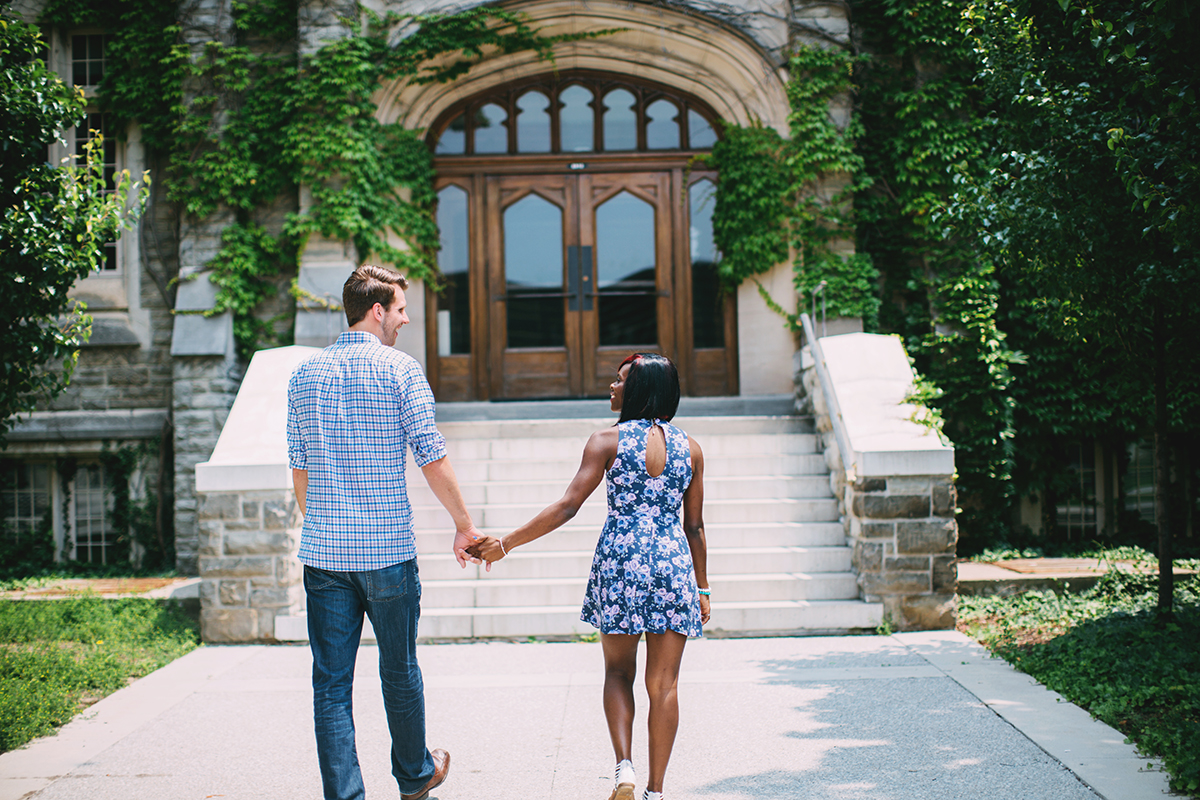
left=374, top=0, right=789, bottom=136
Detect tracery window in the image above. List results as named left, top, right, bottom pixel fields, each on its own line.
left=432, top=73, right=720, bottom=155
left=69, top=33, right=119, bottom=271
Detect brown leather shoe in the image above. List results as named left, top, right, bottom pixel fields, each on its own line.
left=401, top=749, right=449, bottom=800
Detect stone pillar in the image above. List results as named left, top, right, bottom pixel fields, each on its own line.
left=198, top=488, right=303, bottom=642
left=800, top=330, right=958, bottom=631
left=171, top=354, right=240, bottom=575
left=847, top=476, right=958, bottom=630
left=172, top=209, right=241, bottom=575
left=737, top=259, right=798, bottom=395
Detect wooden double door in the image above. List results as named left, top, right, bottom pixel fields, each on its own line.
left=489, top=171, right=675, bottom=398
left=430, top=165, right=736, bottom=401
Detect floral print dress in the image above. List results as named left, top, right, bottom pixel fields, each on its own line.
left=580, top=418, right=704, bottom=638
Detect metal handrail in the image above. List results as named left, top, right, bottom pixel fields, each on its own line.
left=800, top=311, right=856, bottom=482
left=811, top=280, right=828, bottom=339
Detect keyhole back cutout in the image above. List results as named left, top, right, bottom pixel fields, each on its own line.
left=644, top=422, right=666, bottom=478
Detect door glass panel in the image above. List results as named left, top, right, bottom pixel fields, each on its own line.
left=689, top=179, right=724, bottom=347
left=504, top=193, right=565, bottom=348
left=559, top=85, right=594, bottom=152
left=602, top=89, right=637, bottom=151
left=474, top=103, right=508, bottom=153
left=596, top=191, right=656, bottom=346
left=516, top=91, right=551, bottom=153
left=688, top=109, right=717, bottom=149
left=646, top=99, right=679, bottom=149
left=436, top=114, right=465, bottom=154
left=436, top=186, right=471, bottom=355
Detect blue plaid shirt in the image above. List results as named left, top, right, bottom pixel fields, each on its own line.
left=287, top=331, right=447, bottom=571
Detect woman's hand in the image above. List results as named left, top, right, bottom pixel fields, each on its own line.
left=467, top=535, right=509, bottom=564
left=699, top=593, right=711, bottom=625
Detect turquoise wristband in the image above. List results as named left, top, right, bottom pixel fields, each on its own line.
left=697, top=589, right=711, bottom=596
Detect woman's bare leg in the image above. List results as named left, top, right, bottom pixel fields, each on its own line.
left=600, top=633, right=641, bottom=762
left=643, top=631, right=687, bottom=793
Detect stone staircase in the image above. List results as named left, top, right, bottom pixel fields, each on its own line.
left=406, top=407, right=882, bottom=639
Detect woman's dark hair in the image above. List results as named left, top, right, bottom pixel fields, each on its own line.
left=617, top=353, right=680, bottom=423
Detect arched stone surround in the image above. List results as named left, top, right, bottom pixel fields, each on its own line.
left=374, top=0, right=791, bottom=137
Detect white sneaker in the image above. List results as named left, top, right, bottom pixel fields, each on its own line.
left=609, top=760, right=636, bottom=800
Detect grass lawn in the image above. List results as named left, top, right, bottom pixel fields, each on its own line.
left=0, top=596, right=199, bottom=753
left=958, top=564, right=1200, bottom=796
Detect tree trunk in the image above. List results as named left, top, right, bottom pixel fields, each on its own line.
left=1153, top=305, right=1173, bottom=620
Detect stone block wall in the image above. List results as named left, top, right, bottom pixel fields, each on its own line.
left=847, top=476, right=958, bottom=630
left=198, top=489, right=303, bottom=642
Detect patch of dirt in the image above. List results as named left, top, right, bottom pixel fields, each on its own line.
left=2, top=577, right=181, bottom=598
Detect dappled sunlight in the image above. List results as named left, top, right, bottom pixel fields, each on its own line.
left=683, top=673, right=1101, bottom=800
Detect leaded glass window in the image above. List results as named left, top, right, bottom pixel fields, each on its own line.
left=431, top=73, right=719, bottom=156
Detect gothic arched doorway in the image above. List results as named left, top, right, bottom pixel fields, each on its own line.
left=427, top=71, right=736, bottom=401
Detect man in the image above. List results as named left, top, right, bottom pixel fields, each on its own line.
left=287, top=264, right=493, bottom=800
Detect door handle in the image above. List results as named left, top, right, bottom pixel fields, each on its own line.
left=587, top=290, right=670, bottom=298
left=567, top=246, right=595, bottom=312
left=492, top=291, right=573, bottom=301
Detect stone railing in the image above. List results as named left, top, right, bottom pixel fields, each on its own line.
left=799, top=314, right=958, bottom=631
left=194, top=346, right=319, bottom=642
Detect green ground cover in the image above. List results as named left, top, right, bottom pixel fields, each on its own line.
left=958, top=566, right=1200, bottom=795
left=0, top=596, right=199, bottom=752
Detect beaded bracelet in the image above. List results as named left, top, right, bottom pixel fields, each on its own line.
left=697, top=589, right=711, bottom=596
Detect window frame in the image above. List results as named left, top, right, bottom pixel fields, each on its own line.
left=428, top=71, right=722, bottom=157
left=0, top=459, right=121, bottom=564
left=47, top=28, right=127, bottom=280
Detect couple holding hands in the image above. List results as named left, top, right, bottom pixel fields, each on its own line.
left=288, top=265, right=709, bottom=800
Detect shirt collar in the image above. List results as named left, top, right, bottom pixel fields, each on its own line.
left=334, top=330, right=383, bottom=347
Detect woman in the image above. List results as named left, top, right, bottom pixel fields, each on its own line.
left=470, top=353, right=710, bottom=800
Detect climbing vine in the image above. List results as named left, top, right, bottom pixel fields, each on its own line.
left=704, top=45, right=880, bottom=326
left=41, top=0, right=608, bottom=357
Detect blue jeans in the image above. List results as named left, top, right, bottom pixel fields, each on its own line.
left=304, top=561, right=436, bottom=800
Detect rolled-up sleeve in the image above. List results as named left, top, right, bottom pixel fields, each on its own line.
left=287, top=371, right=307, bottom=470
left=397, top=363, right=446, bottom=467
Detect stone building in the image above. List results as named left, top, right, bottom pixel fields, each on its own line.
left=5, top=0, right=962, bottom=638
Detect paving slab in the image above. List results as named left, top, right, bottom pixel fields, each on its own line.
left=0, top=633, right=1173, bottom=800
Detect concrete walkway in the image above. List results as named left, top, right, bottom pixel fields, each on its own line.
left=0, top=632, right=1172, bottom=800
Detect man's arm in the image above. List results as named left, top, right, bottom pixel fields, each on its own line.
left=420, top=456, right=491, bottom=570
left=292, top=468, right=308, bottom=516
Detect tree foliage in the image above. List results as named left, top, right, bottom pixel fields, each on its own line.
left=0, top=13, right=147, bottom=440
left=947, top=0, right=1200, bottom=612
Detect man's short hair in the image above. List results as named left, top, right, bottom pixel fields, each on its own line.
left=343, top=265, right=409, bottom=326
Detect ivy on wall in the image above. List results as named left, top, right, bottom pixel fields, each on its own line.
left=704, top=46, right=881, bottom=325
left=41, top=0, right=606, bottom=357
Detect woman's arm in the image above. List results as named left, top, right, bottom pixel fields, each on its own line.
left=472, top=428, right=618, bottom=563
left=683, top=436, right=710, bottom=624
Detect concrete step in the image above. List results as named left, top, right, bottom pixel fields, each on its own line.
left=406, top=474, right=835, bottom=506
left=409, top=452, right=830, bottom=483
left=430, top=431, right=821, bottom=463
left=418, top=569, right=858, bottom=608
left=412, top=544, right=852, bottom=582
left=411, top=496, right=839, bottom=530
left=412, top=521, right=848, bottom=554
left=433, top=414, right=812, bottom=439
left=409, top=598, right=881, bottom=639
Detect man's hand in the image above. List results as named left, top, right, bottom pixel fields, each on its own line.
left=453, top=528, right=495, bottom=571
